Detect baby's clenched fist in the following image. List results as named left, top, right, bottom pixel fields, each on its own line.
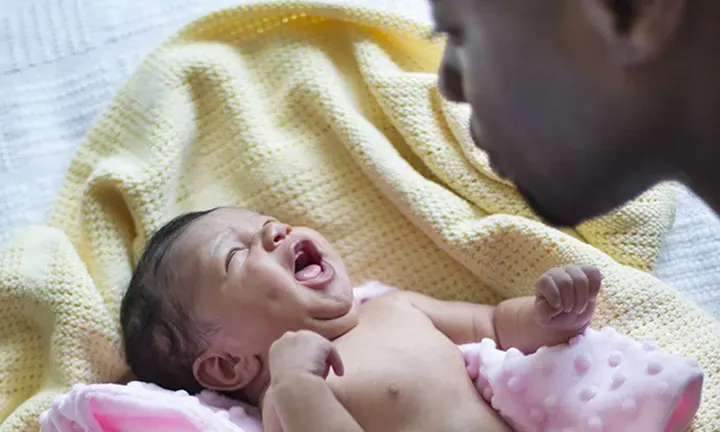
left=534, top=265, right=602, bottom=331
left=269, top=330, right=344, bottom=383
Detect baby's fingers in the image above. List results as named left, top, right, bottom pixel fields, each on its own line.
left=556, top=271, right=575, bottom=313
left=325, top=345, right=345, bottom=378
left=582, top=265, right=603, bottom=299
left=536, top=272, right=562, bottom=309
left=566, top=265, right=589, bottom=314
left=534, top=297, right=562, bottom=326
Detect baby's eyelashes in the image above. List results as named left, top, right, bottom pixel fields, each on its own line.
left=225, top=247, right=248, bottom=271
left=263, top=218, right=276, bottom=227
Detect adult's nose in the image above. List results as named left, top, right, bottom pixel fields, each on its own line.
left=438, top=47, right=466, bottom=103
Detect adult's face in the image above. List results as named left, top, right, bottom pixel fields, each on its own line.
left=431, top=0, right=687, bottom=226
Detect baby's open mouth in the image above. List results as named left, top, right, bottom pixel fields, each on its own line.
left=293, top=240, right=331, bottom=287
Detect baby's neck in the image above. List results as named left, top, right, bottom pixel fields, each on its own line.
left=246, top=335, right=353, bottom=409
left=244, top=309, right=364, bottom=408
left=242, top=370, right=271, bottom=407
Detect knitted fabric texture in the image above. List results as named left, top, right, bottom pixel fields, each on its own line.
left=0, top=1, right=717, bottom=430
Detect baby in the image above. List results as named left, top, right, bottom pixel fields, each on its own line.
left=120, top=207, right=700, bottom=432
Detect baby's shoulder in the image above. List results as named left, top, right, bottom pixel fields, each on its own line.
left=354, top=282, right=422, bottom=311
left=353, top=281, right=399, bottom=305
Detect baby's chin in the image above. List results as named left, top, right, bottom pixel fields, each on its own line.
left=307, top=280, right=354, bottom=318
left=311, top=299, right=359, bottom=340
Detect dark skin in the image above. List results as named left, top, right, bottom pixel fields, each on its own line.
left=430, top=0, right=720, bottom=226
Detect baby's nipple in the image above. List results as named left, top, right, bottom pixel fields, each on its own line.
left=387, top=383, right=400, bottom=397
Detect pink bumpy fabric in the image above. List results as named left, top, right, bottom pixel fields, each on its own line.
left=461, top=327, right=704, bottom=432
left=39, top=381, right=263, bottom=432
left=39, top=283, right=704, bottom=431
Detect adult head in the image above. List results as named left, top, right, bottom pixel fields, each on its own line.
left=431, top=0, right=720, bottom=226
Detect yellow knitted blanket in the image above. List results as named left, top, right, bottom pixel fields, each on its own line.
left=0, top=1, right=718, bottom=430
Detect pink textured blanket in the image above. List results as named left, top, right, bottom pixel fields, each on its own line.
left=40, top=381, right=262, bottom=432
left=40, top=283, right=702, bottom=432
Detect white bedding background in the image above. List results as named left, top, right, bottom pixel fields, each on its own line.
left=2, top=0, right=720, bottom=318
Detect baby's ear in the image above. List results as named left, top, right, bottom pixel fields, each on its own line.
left=193, top=351, right=260, bottom=391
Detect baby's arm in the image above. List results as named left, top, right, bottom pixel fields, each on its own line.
left=263, top=330, right=363, bottom=432
left=265, top=376, right=361, bottom=432
left=398, top=265, right=602, bottom=353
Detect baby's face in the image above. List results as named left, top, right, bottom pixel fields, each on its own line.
left=175, top=208, right=356, bottom=354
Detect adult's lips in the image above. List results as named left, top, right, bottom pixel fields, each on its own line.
left=469, top=118, right=508, bottom=179
left=488, top=153, right=508, bottom=179
left=516, top=183, right=581, bottom=227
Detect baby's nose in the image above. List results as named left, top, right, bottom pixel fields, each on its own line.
left=262, top=222, right=292, bottom=250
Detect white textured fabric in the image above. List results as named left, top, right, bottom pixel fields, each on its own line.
left=655, top=185, right=720, bottom=317
left=1, top=0, right=719, bottom=319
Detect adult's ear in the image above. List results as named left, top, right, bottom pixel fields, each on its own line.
left=581, top=0, right=686, bottom=64
left=193, top=351, right=261, bottom=391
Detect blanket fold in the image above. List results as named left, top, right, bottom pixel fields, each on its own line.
left=0, top=0, right=717, bottom=430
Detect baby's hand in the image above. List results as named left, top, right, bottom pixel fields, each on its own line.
left=534, top=265, right=602, bottom=331
left=269, top=330, right=344, bottom=382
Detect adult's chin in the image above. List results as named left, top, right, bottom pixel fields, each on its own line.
left=516, top=184, right=590, bottom=228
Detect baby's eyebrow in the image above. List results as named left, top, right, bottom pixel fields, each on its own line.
left=210, top=227, right=236, bottom=257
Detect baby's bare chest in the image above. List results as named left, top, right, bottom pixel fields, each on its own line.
left=327, top=298, right=510, bottom=432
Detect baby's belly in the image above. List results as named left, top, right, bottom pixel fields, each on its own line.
left=328, top=297, right=510, bottom=432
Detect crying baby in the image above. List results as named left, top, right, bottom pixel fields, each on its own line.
left=120, top=207, right=703, bottom=432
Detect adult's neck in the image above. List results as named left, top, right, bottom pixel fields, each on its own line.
left=676, top=64, right=720, bottom=215
left=679, top=154, right=720, bottom=216
left=666, top=1, right=720, bottom=216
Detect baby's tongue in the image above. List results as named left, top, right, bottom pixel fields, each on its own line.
left=296, top=264, right=322, bottom=281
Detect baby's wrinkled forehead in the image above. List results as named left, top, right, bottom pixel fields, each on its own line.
left=181, top=207, right=259, bottom=246
left=169, top=207, right=266, bottom=282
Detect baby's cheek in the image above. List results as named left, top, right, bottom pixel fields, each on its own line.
left=261, top=281, right=300, bottom=318
left=246, top=263, right=289, bottom=300
left=263, top=283, right=282, bottom=303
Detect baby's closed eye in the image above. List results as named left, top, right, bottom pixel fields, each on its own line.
left=226, top=247, right=248, bottom=270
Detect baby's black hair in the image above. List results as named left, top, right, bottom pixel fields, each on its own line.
left=120, top=208, right=218, bottom=393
